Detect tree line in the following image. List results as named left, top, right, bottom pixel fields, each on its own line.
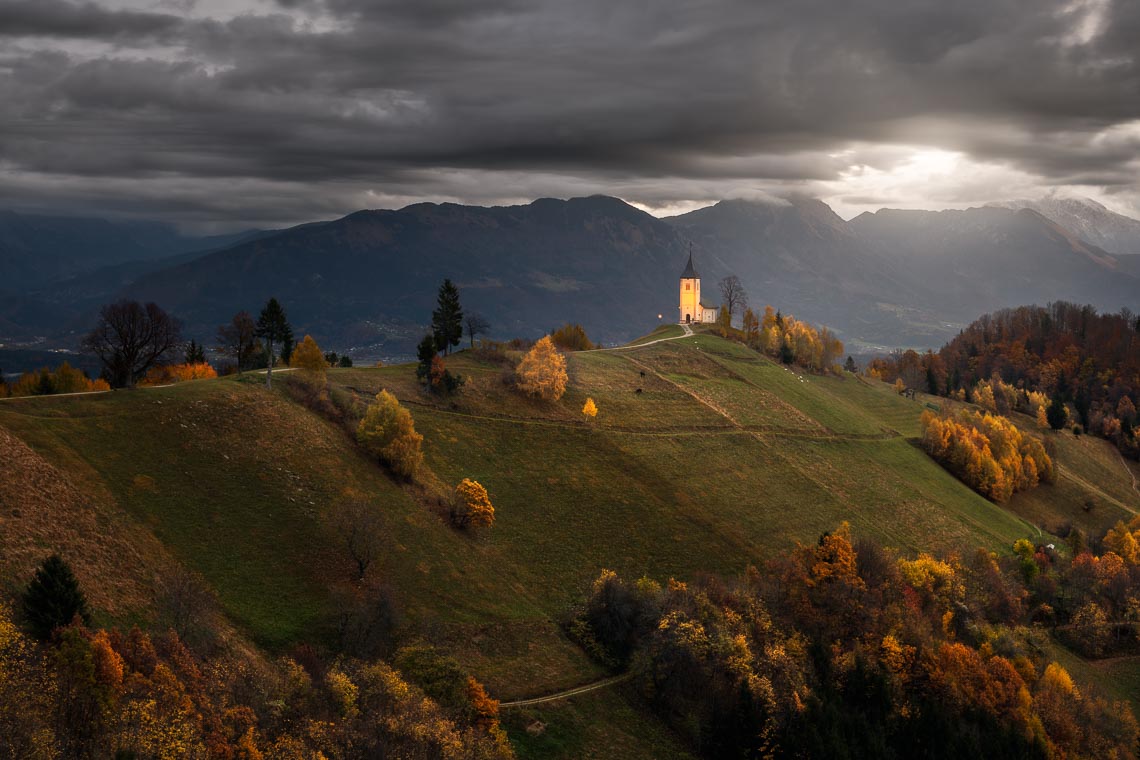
left=570, top=522, right=1140, bottom=759
left=868, top=302, right=1139, bottom=459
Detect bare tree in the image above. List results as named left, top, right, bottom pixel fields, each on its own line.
left=718, top=275, right=748, bottom=320
left=82, top=300, right=182, bottom=387
left=334, top=500, right=385, bottom=581
left=155, top=565, right=220, bottom=652
left=216, top=310, right=258, bottom=371
left=465, top=313, right=491, bottom=348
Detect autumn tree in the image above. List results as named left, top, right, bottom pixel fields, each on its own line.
left=1119, top=396, right=1136, bottom=426
left=451, top=478, right=495, bottom=529
left=22, top=554, right=90, bottom=640
left=515, top=335, right=567, bottom=401
left=83, top=300, right=183, bottom=387
left=718, top=275, right=748, bottom=320
left=741, top=308, right=760, bottom=345
left=216, top=310, right=258, bottom=371
left=356, top=390, right=423, bottom=479
left=290, top=334, right=328, bottom=388
left=431, top=279, right=463, bottom=355
left=582, top=397, right=598, bottom=421
left=465, top=313, right=491, bottom=348
left=255, top=297, right=292, bottom=388
left=333, top=500, right=385, bottom=581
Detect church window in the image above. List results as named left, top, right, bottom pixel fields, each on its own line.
left=685, top=283, right=691, bottom=291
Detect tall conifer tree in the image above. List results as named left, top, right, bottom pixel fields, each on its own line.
left=255, top=297, right=292, bottom=387
left=431, top=279, right=463, bottom=356
left=22, top=554, right=90, bottom=640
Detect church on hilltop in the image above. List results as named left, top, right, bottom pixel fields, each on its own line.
left=678, top=250, right=720, bottom=324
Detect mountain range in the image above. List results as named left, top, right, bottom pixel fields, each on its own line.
left=2, top=195, right=1139, bottom=368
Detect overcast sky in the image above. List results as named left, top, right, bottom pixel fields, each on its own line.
left=1, top=0, right=1138, bottom=231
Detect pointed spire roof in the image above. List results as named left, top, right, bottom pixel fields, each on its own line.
left=680, top=246, right=699, bottom=279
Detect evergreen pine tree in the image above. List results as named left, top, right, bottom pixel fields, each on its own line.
left=431, top=279, right=463, bottom=356
left=255, top=297, right=292, bottom=388
left=184, top=339, right=206, bottom=364
left=415, top=334, right=437, bottom=383
left=1046, top=394, right=1067, bottom=430
left=779, top=338, right=795, bottom=365
left=22, top=554, right=90, bottom=640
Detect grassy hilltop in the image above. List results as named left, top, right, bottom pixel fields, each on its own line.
left=2, top=325, right=1138, bottom=758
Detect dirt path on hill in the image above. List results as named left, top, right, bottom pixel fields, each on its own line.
left=498, top=673, right=633, bottom=708
left=622, top=354, right=745, bottom=428
left=595, top=322, right=694, bottom=351
left=1120, top=450, right=1140, bottom=496
left=1057, top=464, right=1140, bottom=517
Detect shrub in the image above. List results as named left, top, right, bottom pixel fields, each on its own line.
left=140, top=362, right=217, bottom=386
left=551, top=323, right=595, bottom=351
left=8, top=362, right=109, bottom=396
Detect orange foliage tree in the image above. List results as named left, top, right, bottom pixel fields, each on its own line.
left=514, top=335, right=567, bottom=401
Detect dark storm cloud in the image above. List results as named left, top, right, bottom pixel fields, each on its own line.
left=0, top=0, right=1137, bottom=226
left=0, top=0, right=183, bottom=40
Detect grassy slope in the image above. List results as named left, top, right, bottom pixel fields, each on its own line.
left=2, top=330, right=1136, bottom=758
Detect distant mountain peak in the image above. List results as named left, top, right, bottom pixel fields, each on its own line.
left=991, top=196, right=1140, bottom=255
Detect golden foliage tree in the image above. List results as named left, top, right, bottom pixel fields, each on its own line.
left=356, top=390, right=423, bottom=479
left=452, top=478, right=495, bottom=529
left=515, top=336, right=567, bottom=401
left=920, top=409, right=1053, bottom=502
left=289, top=334, right=328, bottom=387
left=582, top=397, right=598, bottom=421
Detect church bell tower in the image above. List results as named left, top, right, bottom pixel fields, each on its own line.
left=679, top=247, right=700, bottom=324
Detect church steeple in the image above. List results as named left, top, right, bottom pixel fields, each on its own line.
left=680, top=244, right=699, bottom=279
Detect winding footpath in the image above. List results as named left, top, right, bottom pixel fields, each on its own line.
left=498, top=673, right=633, bottom=709
left=596, top=322, right=694, bottom=351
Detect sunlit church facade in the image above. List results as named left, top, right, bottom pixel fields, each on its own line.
left=678, top=251, right=719, bottom=324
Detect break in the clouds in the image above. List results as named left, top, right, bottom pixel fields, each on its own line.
left=0, top=0, right=1138, bottom=230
